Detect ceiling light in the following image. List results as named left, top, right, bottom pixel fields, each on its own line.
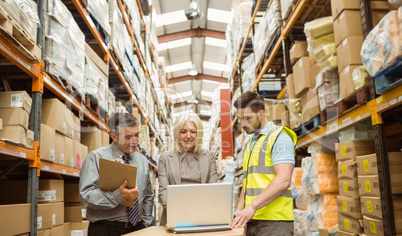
left=203, top=61, right=229, bottom=72
left=205, top=37, right=226, bottom=48
left=165, top=61, right=192, bottom=73
left=207, top=8, right=232, bottom=24
left=188, top=63, right=198, bottom=76
left=185, top=0, right=202, bottom=20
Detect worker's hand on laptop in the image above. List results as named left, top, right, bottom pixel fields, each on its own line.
left=119, top=180, right=140, bottom=200
left=230, top=206, right=256, bottom=229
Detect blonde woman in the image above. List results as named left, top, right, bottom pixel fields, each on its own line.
left=157, top=113, right=218, bottom=226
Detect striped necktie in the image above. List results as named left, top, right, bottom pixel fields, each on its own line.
left=122, top=154, right=140, bottom=226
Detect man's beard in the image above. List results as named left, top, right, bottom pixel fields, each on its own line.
left=244, top=118, right=262, bottom=134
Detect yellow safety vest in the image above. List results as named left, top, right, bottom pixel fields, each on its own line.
left=242, top=125, right=297, bottom=221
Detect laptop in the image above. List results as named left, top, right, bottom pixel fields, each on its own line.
left=166, top=182, right=233, bottom=233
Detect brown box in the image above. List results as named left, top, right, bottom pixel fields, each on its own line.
left=337, top=230, right=359, bottom=236
left=0, top=107, right=29, bottom=129
left=338, top=160, right=357, bottom=179
left=331, top=0, right=390, bottom=20
left=42, top=99, right=67, bottom=135
left=81, top=126, right=102, bottom=153
left=38, top=203, right=53, bottom=230
left=265, top=103, right=287, bottom=121
left=51, top=202, right=64, bottom=227
left=37, top=229, right=51, bottom=236
left=281, top=110, right=290, bottom=127
left=286, top=74, right=296, bottom=99
left=0, top=91, right=32, bottom=113
left=65, top=206, right=83, bottom=222
left=310, top=63, right=320, bottom=88
left=339, top=65, right=362, bottom=100
left=0, top=125, right=31, bottom=148
left=293, top=57, right=311, bottom=96
left=50, top=224, right=63, bottom=236
left=318, top=228, right=329, bottom=236
left=39, top=179, right=64, bottom=203
left=0, top=203, right=31, bottom=236
left=336, top=36, right=364, bottom=73
left=64, top=136, right=74, bottom=168
left=0, top=180, right=29, bottom=204
left=363, top=215, right=384, bottom=236
left=339, top=178, right=360, bottom=198
left=290, top=41, right=308, bottom=65
left=65, top=203, right=87, bottom=219
left=357, top=152, right=402, bottom=176
left=333, top=10, right=363, bottom=47
left=62, top=222, right=71, bottom=236
left=64, top=108, right=75, bottom=140
left=55, top=132, right=65, bottom=165
left=335, top=140, right=375, bottom=161
left=85, top=42, right=108, bottom=76
left=300, top=89, right=320, bottom=122
left=40, top=124, right=56, bottom=163
left=358, top=175, right=380, bottom=197
left=361, top=196, right=402, bottom=220
left=64, top=182, right=80, bottom=203
left=102, top=130, right=110, bottom=147
left=338, top=213, right=363, bottom=234
left=70, top=220, right=89, bottom=234
left=73, top=141, right=88, bottom=169
left=337, top=195, right=362, bottom=218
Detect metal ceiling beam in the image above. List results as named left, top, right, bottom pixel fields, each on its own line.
left=158, top=28, right=226, bottom=43
left=199, top=114, right=210, bottom=121
left=174, top=100, right=212, bottom=108
left=168, top=74, right=227, bottom=84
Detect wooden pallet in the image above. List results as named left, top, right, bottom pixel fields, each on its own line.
left=292, top=114, right=321, bottom=138
left=84, top=95, right=108, bottom=123
left=0, top=7, right=41, bottom=62
left=336, top=86, right=371, bottom=115
left=320, top=106, right=338, bottom=125
left=255, top=27, right=282, bottom=76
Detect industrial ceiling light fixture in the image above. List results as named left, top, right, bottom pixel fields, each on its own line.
left=188, top=63, right=198, bottom=76
left=185, top=0, right=202, bottom=20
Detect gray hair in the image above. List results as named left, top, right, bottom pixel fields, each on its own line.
left=108, top=112, right=139, bottom=134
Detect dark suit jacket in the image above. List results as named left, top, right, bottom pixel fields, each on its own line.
left=157, top=149, right=218, bottom=225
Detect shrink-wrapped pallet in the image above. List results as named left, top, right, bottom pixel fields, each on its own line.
left=304, top=16, right=334, bottom=40
left=84, top=55, right=108, bottom=111
left=241, top=54, right=256, bottom=92
left=232, top=1, right=252, bottom=54
left=313, top=69, right=339, bottom=111
left=294, top=209, right=309, bottom=236
left=87, top=0, right=110, bottom=36
left=352, top=66, right=369, bottom=90
left=281, top=0, right=297, bottom=21
left=361, top=9, right=401, bottom=76
left=306, top=210, right=338, bottom=231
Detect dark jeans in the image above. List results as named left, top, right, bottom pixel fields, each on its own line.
left=245, top=220, right=293, bottom=236
left=88, top=220, right=146, bottom=236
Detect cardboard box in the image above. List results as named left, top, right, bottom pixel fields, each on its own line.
left=0, top=203, right=31, bottom=236
left=51, top=202, right=64, bottom=227
left=265, top=103, right=287, bottom=121
left=300, top=88, right=320, bottom=122
left=70, top=220, right=89, bottom=235
left=0, top=91, right=32, bottom=113
left=81, top=126, right=102, bottom=153
left=333, top=10, right=363, bottom=47
left=356, top=152, right=402, bottom=176
left=0, top=107, right=29, bottom=129
left=336, top=37, right=364, bottom=73
left=360, top=196, right=402, bottom=219
left=335, top=140, right=375, bottom=161
left=0, top=180, right=29, bottom=204
left=73, top=140, right=80, bottom=169
left=50, top=224, right=63, bottom=236
left=65, top=206, right=83, bottom=222
left=338, top=213, right=363, bottom=234
left=363, top=215, right=384, bottom=236
left=85, top=43, right=108, bottom=76
left=0, top=125, right=31, bottom=148
left=338, top=160, right=357, bottom=179
left=281, top=110, right=290, bottom=127
left=65, top=203, right=87, bottom=219
left=55, top=132, right=65, bottom=165
left=37, top=229, right=51, bottom=236
left=286, top=74, right=296, bottom=99
left=331, top=0, right=390, bottom=20
left=39, top=179, right=64, bottom=203
left=337, top=230, right=359, bottom=236
left=290, top=41, right=308, bottom=65
left=337, top=195, right=361, bottom=218
left=293, top=57, right=311, bottom=96
left=64, top=182, right=80, bottom=203
left=40, top=124, right=56, bottom=163
left=339, top=178, right=360, bottom=198
left=64, top=108, right=75, bottom=140
left=310, top=63, right=320, bottom=88
left=38, top=203, right=53, bottom=230
left=339, top=65, right=362, bottom=100
left=102, top=131, right=109, bottom=147
left=63, top=222, right=71, bottom=236
left=65, top=136, right=74, bottom=167
left=358, top=175, right=380, bottom=197
left=42, top=99, right=67, bottom=135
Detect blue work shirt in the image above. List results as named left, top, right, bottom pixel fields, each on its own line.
left=248, top=121, right=295, bottom=165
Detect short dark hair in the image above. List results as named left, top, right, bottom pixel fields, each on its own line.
left=233, top=91, right=265, bottom=113
left=108, top=112, right=139, bottom=134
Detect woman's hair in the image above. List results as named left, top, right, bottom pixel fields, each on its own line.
left=173, top=113, right=204, bottom=153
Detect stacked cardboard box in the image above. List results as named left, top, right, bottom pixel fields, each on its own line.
left=81, top=126, right=109, bottom=154
left=64, top=182, right=88, bottom=235
left=265, top=102, right=287, bottom=124
left=335, top=140, right=375, bottom=235
left=0, top=91, right=34, bottom=148
left=356, top=152, right=402, bottom=235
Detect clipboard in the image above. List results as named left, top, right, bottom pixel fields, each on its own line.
left=99, top=158, right=137, bottom=207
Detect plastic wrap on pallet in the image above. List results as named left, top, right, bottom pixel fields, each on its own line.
left=0, top=0, right=39, bottom=40
left=306, top=210, right=338, bottom=231
left=313, top=69, right=339, bottom=91
left=308, top=33, right=335, bottom=52
left=361, top=9, right=401, bottom=77
left=232, top=1, right=252, bottom=55
left=389, top=0, right=402, bottom=5
left=290, top=112, right=302, bottom=128
left=307, top=142, right=335, bottom=155
left=316, top=77, right=339, bottom=111
left=225, top=23, right=236, bottom=68
left=288, top=99, right=301, bottom=113
left=338, top=119, right=374, bottom=143
left=241, top=53, right=256, bottom=91
left=294, top=209, right=309, bottom=236
left=280, top=0, right=297, bottom=21
left=313, top=44, right=337, bottom=70
left=304, top=16, right=334, bottom=40
left=124, top=0, right=141, bottom=36
left=87, top=0, right=111, bottom=36
left=295, top=191, right=309, bottom=210
left=308, top=194, right=338, bottom=213
left=352, top=66, right=369, bottom=90
left=312, top=154, right=337, bottom=173
left=253, top=0, right=282, bottom=64
left=84, top=55, right=108, bottom=111
left=110, top=0, right=132, bottom=65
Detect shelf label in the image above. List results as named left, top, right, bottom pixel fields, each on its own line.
left=10, top=94, right=23, bottom=108
left=370, top=221, right=377, bottom=234
left=365, top=181, right=371, bottom=192
left=71, top=230, right=86, bottom=236
left=389, top=98, right=397, bottom=106
left=363, top=160, right=369, bottom=172
left=367, top=200, right=373, bottom=213
left=342, top=117, right=352, bottom=126
left=329, top=123, right=338, bottom=132
left=38, top=190, right=56, bottom=201
left=37, top=216, right=42, bottom=229
left=73, top=172, right=79, bottom=176
left=354, top=116, right=361, bottom=122
left=16, top=58, right=32, bottom=71
left=376, top=96, right=383, bottom=104
left=52, top=214, right=56, bottom=225
left=70, top=158, right=74, bottom=168
left=19, top=152, right=26, bottom=158
left=62, top=169, right=67, bottom=174
left=342, top=201, right=347, bottom=212
left=82, top=209, right=87, bottom=218
left=42, top=165, right=50, bottom=171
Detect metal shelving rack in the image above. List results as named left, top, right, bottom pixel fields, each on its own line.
left=0, top=0, right=171, bottom=234
left=230, top=0, right=401, bottom=235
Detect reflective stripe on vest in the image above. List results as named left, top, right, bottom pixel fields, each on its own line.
left=242, top=125, right=297, bottom=221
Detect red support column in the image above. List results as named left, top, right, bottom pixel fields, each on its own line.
left=220, top=89, right=233, bottom=159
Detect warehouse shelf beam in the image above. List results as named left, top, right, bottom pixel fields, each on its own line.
left=157, top=28, right=226, bottom=43
left=0, top=141, right=36, bottom=161
left=169, top=74, right=228, bottom=84
left=41, top=162, right=80, bottom=177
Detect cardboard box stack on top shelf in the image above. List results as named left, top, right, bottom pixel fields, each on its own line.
left=0, top=91, right=34, bottom=149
